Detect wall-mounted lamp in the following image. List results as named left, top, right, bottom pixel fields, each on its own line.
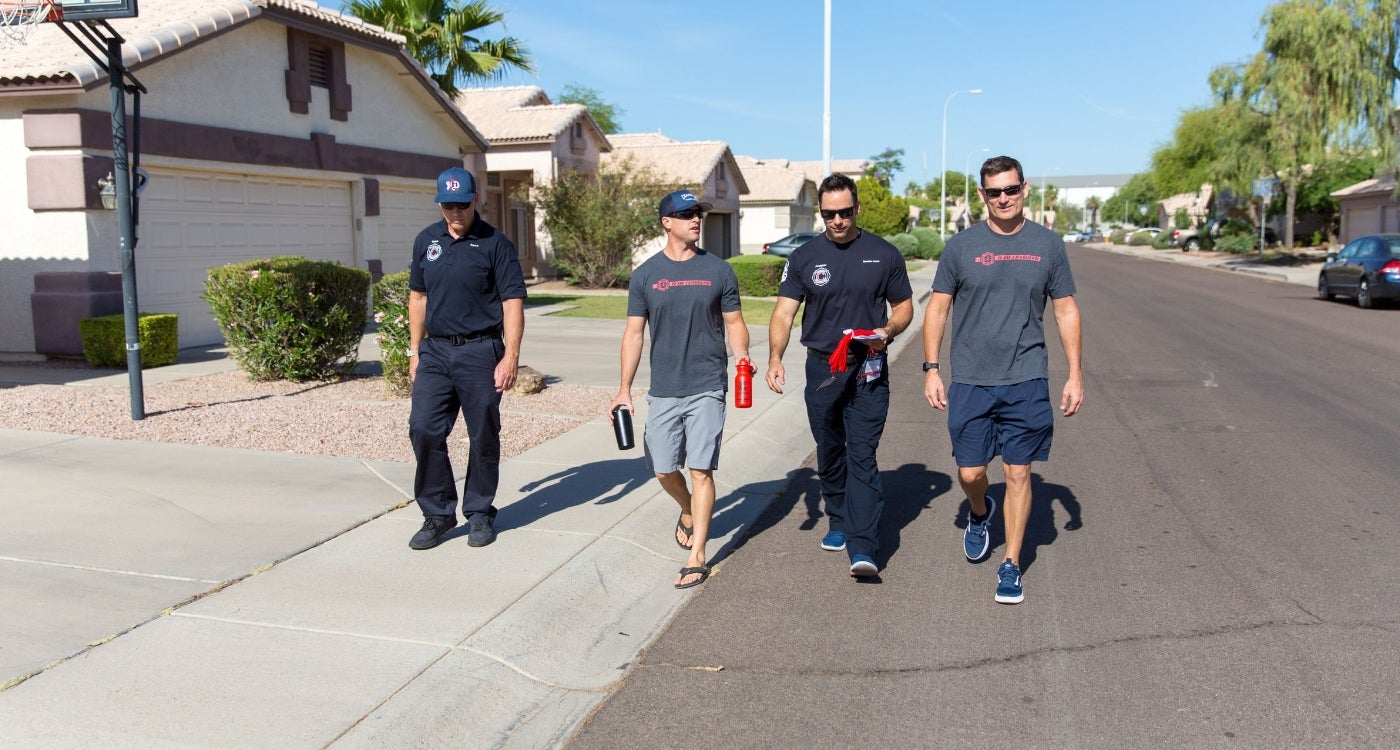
left=97, top=172, right=116, bottom=210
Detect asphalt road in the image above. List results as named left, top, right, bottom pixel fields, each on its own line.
left=566, top=247, right=1400, bottom=749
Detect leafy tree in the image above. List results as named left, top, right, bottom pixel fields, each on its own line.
left=345, top=0, right=534, bottom=96
left=1085, top=195, right=1103, bottom=228
left=865, top=148, right=906, bottom=188
left=521, top=157, right=682, bottom=288
left=1282, top=151, right=1385, bottom=241
left=556, top=82, right=624, bottom=134
left=1210, top=0, right=1399, bottom=247
left=1102, top=172, right=1163, bottom=228
left=853, top=176, right=909, bottom=237
left=1150, top=107, right=1233, bottom=196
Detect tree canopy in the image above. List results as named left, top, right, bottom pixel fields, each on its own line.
left=853, top=176, right=910, bottom=237
left=346, top=0, right=534, bottom=96
left=556, top=83, right=624, bottom=134
left=865, top=148, right=906, bottom=188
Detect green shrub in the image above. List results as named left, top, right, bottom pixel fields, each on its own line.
left=1214, top=234, right=1254, bottom=254
left=1109, top=228, right=1127, bottom=244
left=204, top=256, right=370, bottom=381
left=909, top=227, right=944, bottom=259
left=79, top=313, right=178, bottom=368
left=1127, top=230, right=1154, bottom=246
left=728, top=254, right=787, bottom=296
left=885, top=233, right=920, bottom=258
left=1151, top=232, right=1174, bottom=250
left=372, top=270, right=412, bottom=397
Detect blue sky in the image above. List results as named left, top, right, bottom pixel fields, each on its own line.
left=324, top=0, right=1279, bottom=186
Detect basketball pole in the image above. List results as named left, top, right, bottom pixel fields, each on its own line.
left=107, top=36, right=144, bottom=420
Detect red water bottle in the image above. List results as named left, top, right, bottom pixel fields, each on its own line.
left=735, top=357, right=754, bottom=408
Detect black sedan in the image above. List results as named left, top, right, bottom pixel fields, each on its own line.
left=762, top=231, right=821, bottom=257
left=1317, top=234, right=1400, bottom=308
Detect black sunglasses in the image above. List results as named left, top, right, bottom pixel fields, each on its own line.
left=441, top=202, right=473, bottom=211
left=982, top=183, right=1025, bottom=199
left=820, top=206, right=856, bottom=221
left=668, top=209, right=705, bottom=220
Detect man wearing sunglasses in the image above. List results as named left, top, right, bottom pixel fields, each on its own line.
left=405, top=166, right=527, bottom=551
left=766, top=173, right=914, bottom=579
left=609, top=190, right=751, bottom=590
left=922, top=155, right=1084, bottom=604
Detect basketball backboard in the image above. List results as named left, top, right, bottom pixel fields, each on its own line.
left=58, top=0, right=138, bottom=20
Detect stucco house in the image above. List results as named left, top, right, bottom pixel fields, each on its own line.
left=1332, top=175, right=1399, bottom=243
left=452, top=85, right=610, bottom=280
left=781, top=158, right=870, bottom=185
left=604, top=132, right=748, bottom=261
left=1158, top=185, right=1214, bottom=230
left=1, top=0, right=488, bottom=356
left=734, top=155, right=815, bottom=255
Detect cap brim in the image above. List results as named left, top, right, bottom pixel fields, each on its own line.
left=436, top=192, right=476, bottom=203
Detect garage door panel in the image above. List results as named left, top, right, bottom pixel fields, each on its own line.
left=139, top=168, right=354, bottom=346
left=377, top=184, right=440, bottom=276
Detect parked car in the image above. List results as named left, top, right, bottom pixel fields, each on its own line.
left=1063, top=230, right=1082, bottom=243
left=762, top=231, right=821, bottom=257
left=1170, top=225, right=1205, bottom=251
left=1317, top=234, right=1400, bottom=308
left=1131, top=227, right=1163, bottom=238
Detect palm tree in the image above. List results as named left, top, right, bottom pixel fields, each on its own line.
left=1085, top=195, right=1102, bottom=229
left=345, top=0, right=534, bottom=96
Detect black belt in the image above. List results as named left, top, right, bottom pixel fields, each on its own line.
left=808, top=346, right=863, bottom=364
left=432, top=330, right=500, bottom=345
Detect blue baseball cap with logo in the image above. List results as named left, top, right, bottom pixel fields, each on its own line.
left=436, top=167, right=477, bottom=203
left=658, top=190, right=712, bottom=218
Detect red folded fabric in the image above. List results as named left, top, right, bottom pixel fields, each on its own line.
left=829, top=328, right=878, bottom=373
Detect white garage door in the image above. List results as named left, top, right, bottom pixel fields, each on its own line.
left=376, top=182, right=440, bottom=276
left=138, top=168, right=354, bottom=346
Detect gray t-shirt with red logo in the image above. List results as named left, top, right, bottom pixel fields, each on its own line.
left=627, top=249, right=742, bottom=398
left=932, top=221, right=1076, bottom=386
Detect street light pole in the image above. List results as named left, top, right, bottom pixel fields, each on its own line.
left=822, top=0, right=831, bottom=177
left=940, top=87, right=982, bottom=240
left=963, top=146, right=989, bottom=231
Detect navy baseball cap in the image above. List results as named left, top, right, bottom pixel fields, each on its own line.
left=658, top=190, right=712, bottom=218
left=436, top=167, right=477, bottom=203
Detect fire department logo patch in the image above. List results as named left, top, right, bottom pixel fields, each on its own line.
left=426, top=241, right=443, bottom=262
left=812, top=266, right=831, bottom=286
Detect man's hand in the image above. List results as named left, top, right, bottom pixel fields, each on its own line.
left=494, top=353, right=519, bottom=393
left=606, top=391, right=634, bottom=423
left=766, top=361, right=786, bottom=394
left=924, top=370, right=947, bottom=411
left=409, top=355, right=419, bottom=383
left=1060, top=377, right=1084, bottom=417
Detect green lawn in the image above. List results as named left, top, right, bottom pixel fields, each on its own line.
left=526, top=293, right=791, bottom=325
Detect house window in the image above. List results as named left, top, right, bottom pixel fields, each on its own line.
left=715, top=161, right=728, bottom=198
left=570, top=121, right=586, bottom=154
left=285, top=29, right=352, bottom=121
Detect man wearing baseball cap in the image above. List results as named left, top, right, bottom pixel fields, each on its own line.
left=405, top=166, right=527, bottom=551
left=609, top=189, right=751, bottom=589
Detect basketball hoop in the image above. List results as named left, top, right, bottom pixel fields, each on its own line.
left=0, top=0, right=61, bottom=49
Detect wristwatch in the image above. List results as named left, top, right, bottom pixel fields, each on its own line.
left=405, top=348, right=419, bottom=357
left=922, top=362, right=940, bottom=372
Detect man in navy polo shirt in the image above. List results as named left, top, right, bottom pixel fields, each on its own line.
left=609, top=190, right=751, bottom=589
left=923, top=154, right=1084, bottom=604
left=765, top=173, right=914, bottom=579
left=405, top=166, right=527, bottom=551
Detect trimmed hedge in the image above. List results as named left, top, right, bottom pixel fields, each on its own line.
left=885, top=233, right=920, bottom=258
left=1214, top=234, right=1255, bottom=254
left=79, top=313, right=178, bottom=368
left=372, top=270, right=412, bottom=397
left=909, top=227, right=944, bottom=260
left=728, top=254, right=787, bottom=296
left=204, top=256, right=370, bottom=381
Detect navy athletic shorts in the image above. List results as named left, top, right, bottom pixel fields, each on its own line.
left=947, top=378, right=1053, bottom=467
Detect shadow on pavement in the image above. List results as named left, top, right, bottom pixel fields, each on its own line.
left=498, top=457, right=654, bottom=530
left=949, top=474, right=1083, bottom=572
left=877, top=462, right=954, bottom=569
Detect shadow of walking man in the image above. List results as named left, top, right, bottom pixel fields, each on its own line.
left=496, top=457, right=653, bottom=531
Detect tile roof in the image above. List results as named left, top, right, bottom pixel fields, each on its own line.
left=1331, top=175, right=1397, bottom=198
left=783, top=159, right=871, bottom=184
left=734, top=156, right=810, bottom=204
left=603, top=132, right=749, bottom=194
left=1, top=0, right=400, bottom=87
left=453, top=85, right=608, bottom=148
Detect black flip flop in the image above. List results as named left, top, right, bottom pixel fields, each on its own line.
left=675, top=514, right=694, bottom=550
left=675, top=565, right=709, bottom=589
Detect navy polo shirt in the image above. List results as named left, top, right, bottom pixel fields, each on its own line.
left=409, top=216, right=527, bottom=337
left=777, top=230, right=913, bottom=352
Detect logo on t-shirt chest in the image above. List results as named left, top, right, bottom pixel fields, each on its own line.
left=652, top=278, right=712, bottom=292
left=974, top=252, right=1042, bottom=267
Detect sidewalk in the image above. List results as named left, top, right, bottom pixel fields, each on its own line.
left=0, top=266, right=931, bottom=748
left=1087, top=240, right=1322, bottom=287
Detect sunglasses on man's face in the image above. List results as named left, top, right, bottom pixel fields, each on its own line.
left=820, top=206, right=856, bottom=221
left=669, top=209, right=705, bottom=220
left=441, top=202, right=473, bottom=211
left=981, top=183, right=1025, bottom=199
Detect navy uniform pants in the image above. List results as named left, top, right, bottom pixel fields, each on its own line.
left=803, top=351, right=891, bottom=560
left=409, top=337, right=504, bottom=523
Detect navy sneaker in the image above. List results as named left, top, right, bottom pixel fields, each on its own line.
left=995, top=559, right=1024, bottom=604
left=466, top=518, right=496, bottom=547
left=409, top=517, right=455, bottom=550
left=820, top=530, right=847, bottom=551
left=849, top=554, right=878, bottom=577
left=964, top=495, right=997, bottom=562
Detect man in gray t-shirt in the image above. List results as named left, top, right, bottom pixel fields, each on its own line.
left=610, top=190, right=751, bottom=590
left=923, top=155, right=1084, bottom=606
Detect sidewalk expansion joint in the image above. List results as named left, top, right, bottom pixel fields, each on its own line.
left=0, top=555, right=221, bottom=584
left=169, top=612, right=457, bottom=649
left=359, top=460, right=414, bottom=500
left=454, top=644, right=614, bottom=693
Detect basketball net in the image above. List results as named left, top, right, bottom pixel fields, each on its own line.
left=0, top=0, right=61, bottom=49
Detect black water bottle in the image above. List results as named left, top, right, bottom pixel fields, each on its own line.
left=612, top=405, right=635, bottom=450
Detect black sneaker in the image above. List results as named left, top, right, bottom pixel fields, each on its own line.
left=467, top=518, right=496, bottom=547
left=409, top=517, right=455, bottom=550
